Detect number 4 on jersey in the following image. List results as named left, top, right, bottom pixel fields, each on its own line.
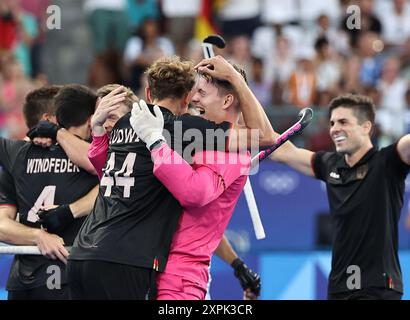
left=27, top=185, right=56, bottom=223
left=101, top=152, right=136, bottom=198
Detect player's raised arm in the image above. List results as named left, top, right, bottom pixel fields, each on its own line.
left=195, top=56, right=276, bottom=150
left=270, top=141, right=316, bottom=177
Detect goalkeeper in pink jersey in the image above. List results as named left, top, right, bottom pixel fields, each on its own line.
left=128, top=57, right=267, bottom=300
left=88, top=57, right=269, bottom=299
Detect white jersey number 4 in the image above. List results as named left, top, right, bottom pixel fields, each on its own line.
left=27, top=185, right=56, bottom=223
left=101, top=152, right=136, bottom=198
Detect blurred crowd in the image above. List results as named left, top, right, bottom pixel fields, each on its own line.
left=1, top=0, right=410, bottom=151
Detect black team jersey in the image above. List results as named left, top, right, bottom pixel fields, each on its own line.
left=0, top=138, right=98, bottom=290
left=70, top=105, right=232, bottom=272
left=313, top=143, right=410, bottom=294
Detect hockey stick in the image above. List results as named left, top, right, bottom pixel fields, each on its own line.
left=246, top=108, right=313, bottom=239
left=251, top=107, right=314, bottom=168
left=0, top=243, right=71, bottom=255
left=202, top=34, right=226, bottom=61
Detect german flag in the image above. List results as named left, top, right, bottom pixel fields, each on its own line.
left=194, top=0, right=225, bottom=40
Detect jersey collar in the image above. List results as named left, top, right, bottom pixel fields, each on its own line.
left=336, top=147, right=376, bottom=169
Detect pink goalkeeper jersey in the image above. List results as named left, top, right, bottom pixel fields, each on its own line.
left=151, top=143, right=250, bottom=290
left=88, top=135, right=251, bottom=291
left=88, top=134, right=109, bottom=180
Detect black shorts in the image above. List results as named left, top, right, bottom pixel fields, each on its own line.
left=328, top=287, right=402, bottom=300
left=67, top=259, right=157, bottom=300
left=8, top=284, right=69, bottom=300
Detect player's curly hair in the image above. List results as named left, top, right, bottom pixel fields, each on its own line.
left=328, top=93, right=375, bottom=125
left=145, top=56, right=195, bottom=101
left=97, top=84, right=138, bottom=110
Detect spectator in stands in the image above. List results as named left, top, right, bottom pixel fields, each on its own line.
left=287, top=46, right=317, bottom=109
left=248, top=56, right=272, bottom=109
left=9, top=0, right=38, bottom=77
left=310, top=14, right=350, bottom=56
left=253, top=26, right=297, bottom=105
left=84, top=0, right=129, bottom=53
left=342, top=0, right=383, bottom=48
left=0, top=0, right=18, bottom=59
left=314, top=36, right=342, bottom=95
left=227, top=35, right=252, bottom=77
left=376, top=57, right=408, bottom=141
left=379, top=0, right=410, bottom=48
left=186, top=39, right=205, bottom=65
left=399, top=37, right=410, bottom=79
left=340, top=55, right=362, bottom=93
left=127, top=0, right=159, bottom=34
left=0, top=57, right=33, bottom=138
left=270, top=32, right=296, bottom=105
left=258, top=0, right=298, bottom=26
left=20, top=0, right=49, bottom=78
left=219, top=0, right=261, bottom=39
left=161, top=0, right=199, bottom=57
left=357, top=31, right=384, bottom=87
left=123, top=18, right=174, bottom=92
left=299, top=0, right=341, bottom=23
